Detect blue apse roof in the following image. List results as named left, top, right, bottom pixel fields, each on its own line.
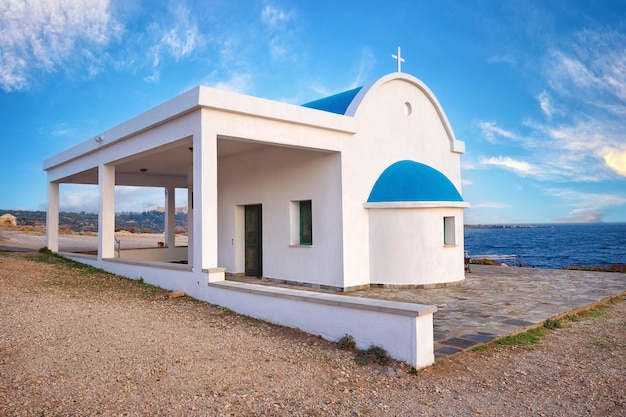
left=301, top=87, right=363, bottom=115
left=368, top=160, right=464, bottom=203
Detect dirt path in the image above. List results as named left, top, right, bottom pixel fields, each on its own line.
left=0, top=226, right=188, bottom=253
left=1, top=251, right=625, bottom=416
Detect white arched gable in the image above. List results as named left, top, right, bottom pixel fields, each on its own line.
left=345, top=73, right=465, bottom=154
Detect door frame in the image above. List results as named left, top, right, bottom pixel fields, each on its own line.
left=244, top=204, right=263, bottom=277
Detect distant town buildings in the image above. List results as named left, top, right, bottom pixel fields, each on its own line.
left=154, top=206, right=188, bottom=214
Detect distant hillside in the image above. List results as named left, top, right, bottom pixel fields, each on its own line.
left=0, top=210, right=187, bottom=234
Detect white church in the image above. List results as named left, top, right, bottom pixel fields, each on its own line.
left=44, top=65, right=469, bottom=368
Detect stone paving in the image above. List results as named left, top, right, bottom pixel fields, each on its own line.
left=231, top=265, right=626, bottom=359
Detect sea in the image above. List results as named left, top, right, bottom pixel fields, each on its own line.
left=464, top=223, right=626, bottom=269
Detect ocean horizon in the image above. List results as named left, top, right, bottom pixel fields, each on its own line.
left=464, top=222, right=626, bottom=269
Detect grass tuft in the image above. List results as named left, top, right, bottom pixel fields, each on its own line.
left=471, top=345, right=489, bottom=352
left=495, top=327, right=546, bottom=347
left=543, top=318, right=562, bottom=329
left=337, top=334, right=356, bottom=351
left=28, top=251, right=168, bottom=299
left=563, top=263, right=626, bottom=273
left=32, top=248, right=103, bottom=273
left=355, top=345, right=391, bottom=366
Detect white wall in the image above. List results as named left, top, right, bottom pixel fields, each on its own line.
left=118, top=246, right=188, bottom=262
left=340, top=76, right=466, bottom=288
left=207, top=281, right=436, bottom=369
left=217, top=145, right=344, bottom=287
left=368, top=206, right=466, bottom=286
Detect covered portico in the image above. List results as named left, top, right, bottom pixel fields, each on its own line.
left=46, top=137, right=192, bottom=261
left=44, top=86, right=354, bottom=289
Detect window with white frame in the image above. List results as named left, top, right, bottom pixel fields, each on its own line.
left=444, top=216, right=456, bottom=245
left=290, top=200, right=312, bottom=246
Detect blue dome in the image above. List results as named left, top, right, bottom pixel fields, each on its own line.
left=368, top=160, right=463, bottom=203
left=301, top=87, right=362, bottom=115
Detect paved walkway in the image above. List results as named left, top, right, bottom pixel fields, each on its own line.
left=231, top=265, right=626, bottom=359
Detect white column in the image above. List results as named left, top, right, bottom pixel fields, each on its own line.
left=164, top=186, right=176, bottom=248
left=46, top=181, right=59, bottom=253
left=192, top=120, right=223, bottom=281
left=98, top=164, right=115, bottom=259
left=187, top=165, right=194, bottom=266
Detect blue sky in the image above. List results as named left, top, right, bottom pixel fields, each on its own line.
left=1, top=0, right=626, bottom=224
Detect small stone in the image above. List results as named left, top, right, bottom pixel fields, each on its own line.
left=169, top=290, right=185, bottom=299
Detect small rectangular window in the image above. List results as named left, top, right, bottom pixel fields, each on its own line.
left=444, top=216, right=456, bottom=245
left=290, top=200, right=313, bottom=246
left=299, top=200, right=312, bottom=245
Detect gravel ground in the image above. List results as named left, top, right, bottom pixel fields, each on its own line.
left=1, top=248, right=625, bottom=416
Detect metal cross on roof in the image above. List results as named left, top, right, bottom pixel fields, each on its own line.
left=392, top=46, right=405, bottom=72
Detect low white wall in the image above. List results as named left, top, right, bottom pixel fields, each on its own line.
left=117, top=246, right=188, bottom=263
left=64, top=255, right=436, bottom=369
left=207, top=281, right=436, bottom=369
left=64, top=253, right=201, bottom=293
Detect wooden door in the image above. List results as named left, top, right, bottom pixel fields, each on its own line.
left=245, top=204, right=262, bottom=277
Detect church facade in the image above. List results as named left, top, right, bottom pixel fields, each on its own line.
left=44, top=72, right=468, bottom=291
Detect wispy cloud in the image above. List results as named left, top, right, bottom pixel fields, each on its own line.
left=115, top=186, right=165, bottom=212
left=547, top=188, right=626, bottom=222
left=260, top=3, right=297, bottom=61
left=523, top=117, right=626, bottom=181
left=141, top=4, right=203, bottom=82
left=548, top=188, right=626, bottom=207
left=544, top=29, right=626, bottom=114
left=478, top=121, right=518, bottom=143
left=210, top=73, right=253, bottom=94
left=50, top=123, right=74, bottom=138
left=602, top=148, right=626, bottom=176
left=537, top=91, right=558, bottom=117
left=487, top=54, right=517, bottom=66
left=351, top=48, right=376, bottom=88
left=480, top=156, right=534, bottom=176
left=60, top=185, right=170, bottom=213
left=161, top=23, right=199, bottom=60
left=0, top=1, right=213, bottom=90
left=158, top=4, right=202, bottom=60
left=261, top=4, right=295, bottom=30
left=477, top=28, right=626, bottom=184
left=555, top=208, right=606, bottom=223
left=0, top=0, right=122, bottom=92
left=60, top=184, right=100, bottom=212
